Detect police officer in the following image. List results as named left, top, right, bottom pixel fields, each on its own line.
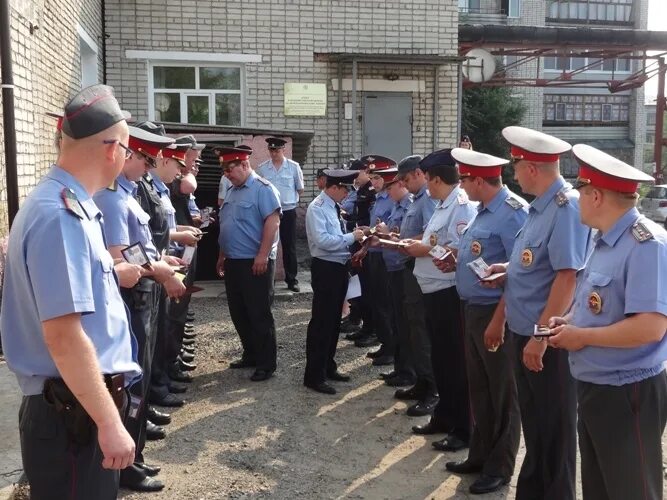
left=404, top=149, right=476, bottom=448
left=0, top=84, right=142, bottom=499
left=216, top=146, right=282, bottom=381
left=486, top=126, right=591, bottom=500
left=442, top=148, right=526, bottom=495
left=361, top=156, right=397, bottom=365
left=304, top=170, right=365, bottom=394
left=390, top=155, right=438, bottom=417
left=376, top=174, right=416, bottom=387
left=93, top=125, right=186, bottom=492
left=343, top=158, right=377, bottom=345
left=257, top=137, right=305, bottom=292
left=548, top=145, right=667, bottom=500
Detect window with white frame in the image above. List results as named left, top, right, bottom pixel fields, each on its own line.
left=542, top=54, right=632, bottom=73
left=150, top=64, right=243, bottom=126
left=544, top=94, right=630, bottom=124
left=546, top=0, right=633, bottom=24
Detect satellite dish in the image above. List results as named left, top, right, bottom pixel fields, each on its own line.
left=463, top=49, right=497, bottom=83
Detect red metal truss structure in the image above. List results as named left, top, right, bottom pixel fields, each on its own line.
left=459, top=24, right=667, bottom=180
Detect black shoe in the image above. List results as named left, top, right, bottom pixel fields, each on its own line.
left=185, top=322, right=194, bottom=329
left=121, top=476, right=165, bottom=492
left=305, top=381, right=337, bottom=394
left=432, top=435, right=469, bottom=452
left=250, top=369, right=274, bottom=382
left=177, top=359, right=197, bottom=372
left=136, top=463, right=161, bottom=477
left=147, top=407, right=171, bottom=425
left=182, top=345, right=195, bottom=355
left=182, top=338, right=196, bottom=346
left=445, top=460, right=483, bottom=474
left=385, top=374, right=416, bottom=387
left=344, top=330, right=365, bottom=340
left=183, top=331, right=196, bottom=340
left=287, top=283, right=300, bottom=292
left=354, top=335, right=379, bottom=348
left=229, top=358, right=256, bottom=369
left=469, top=475, right=509, bottom=495
left=394, top=384, right=426, bottom=401
left=150, top=393, right=185, bottom=408
left=341, top=320, right=362, bottom=334
left=180, top=351, right=195, bottom=363
left=406, top=395, right=439, bottom=417
left=379, top=370, right=397, bottom=380
left=167, top=367, right=193, bottom=384
left=367, top=347, right=384, bottom=359
left=327, top=371, right=351, bottom=382
left=412, top=419, right=450, bottom=435
left=372, top=354, right=394, bottom=366
left=146, top=420, right=166, bottom=440
left=168, top=383, right=187, bottom=394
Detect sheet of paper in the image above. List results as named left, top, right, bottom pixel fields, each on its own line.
left=345, top=274, right=361, bottom=300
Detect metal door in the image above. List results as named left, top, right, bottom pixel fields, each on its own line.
left=362, top=93, right=412, bottom=162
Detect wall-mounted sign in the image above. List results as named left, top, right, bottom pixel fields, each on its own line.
left=284, top=83, right=327, bottom=116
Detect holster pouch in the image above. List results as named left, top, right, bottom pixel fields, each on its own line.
left=43, top=378, right=93, bottom=446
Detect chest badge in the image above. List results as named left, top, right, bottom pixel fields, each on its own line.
left=471, top=240, right=482, bottom=256
left=429, top=233, right=438, bottom=246
left=521, top=249, right=533, bottom=267
left=588, top=292, right=602, bottom=315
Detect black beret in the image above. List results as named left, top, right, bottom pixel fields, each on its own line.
left=396, top=155, right=424, bottom=176
left=419, top=149, right=456, bottom=173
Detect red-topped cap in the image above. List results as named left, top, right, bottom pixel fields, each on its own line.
left=216, top=146, right=252, bottom=163
left=572, top=144, right=654, bottom=194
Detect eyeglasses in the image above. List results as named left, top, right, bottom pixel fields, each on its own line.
left=222, top=163, right=241, bottom=173
left=138, top=152, right=156, bottom=169
left=103, top=139, right=134, bottom=160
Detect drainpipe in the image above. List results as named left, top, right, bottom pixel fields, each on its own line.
left=0, top=0, right=19, bottom=228
left=101, top=0, right=107, bottom=83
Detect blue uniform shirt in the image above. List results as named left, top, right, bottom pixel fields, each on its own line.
left=219, top=172, right=282, bottom=259
left=0, top=166, right=141, bottom=396
left=93, top=174, right=158, bottom=260
left=505, top=176, right=592, bottom=336
left=456, top=187, right=528, bottom=305
left=306, top=191, right=356, bottom=265
left=257, top=158, right=304, bottom=211
left=188, top=194, right=200, bottom=216
left=340, top=189, right=357, bottom=215
left=414, top=185, right=477, bottom=294
left=400, top=184, right=437, bottom=239
left=368, top=190, right=394, bottom=254
left=382, top=193, right=413, bottom=271
left=570, top=209, right=667, bottom=385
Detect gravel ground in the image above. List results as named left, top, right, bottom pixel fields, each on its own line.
left=117, top=294, right=519, bottom=500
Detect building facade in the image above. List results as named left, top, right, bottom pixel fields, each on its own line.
left=0, top=0, right=104, bottom=233
left=460, top=0, right=649, bottom=175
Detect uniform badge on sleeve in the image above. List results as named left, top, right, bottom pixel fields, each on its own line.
left=521, top=249, right=533, bottom=267
left=471, top=240, right=482, bottom=256
left=588, top=292, right=602, bottom=314
left=631, top=222, right=653, bottom=242
left=429, top=233, right=438, bottom=246
left=456, top=221, right=468, bottom=235
left=61, top=188, right=85, bottom=219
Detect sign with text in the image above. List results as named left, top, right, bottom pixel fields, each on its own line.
left=284, top=83, right=327, bottom=116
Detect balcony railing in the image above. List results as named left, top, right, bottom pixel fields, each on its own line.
left=459, top=6, right=508, bottom=24
left=546, top=0, right=634, bottom=25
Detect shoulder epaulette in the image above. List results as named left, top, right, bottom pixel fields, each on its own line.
left=61, top=188, right=85, bottom=219
left=313, top=197, right=324, bottom=207
left=256, top=176, right=271, bottom=186
left=106, top=180, right=118, bottom=191
left=555, top=190, right=569, bottom=207
left=631, top=221, right=654, bottom=242
left=457, top=193, right=467, bottom=205
left=505, top=197, right=523, bottom=210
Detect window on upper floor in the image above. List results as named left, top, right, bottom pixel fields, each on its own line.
left=543, top=54, right=633, bottom=73
left=547, top=0, right=633, bottom=24
left=544, top=94, right=630, bottom=125
left=149, top=64, right=244, bottom=126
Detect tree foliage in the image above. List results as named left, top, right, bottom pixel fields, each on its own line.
left=461, top=87, right=526, bottom=158
left=462, top=86, right=527, bottom=195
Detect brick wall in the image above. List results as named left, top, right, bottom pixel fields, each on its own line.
left=105, top=0, right=460, bottom=205
left=0, top=0, right=103, bottom=235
